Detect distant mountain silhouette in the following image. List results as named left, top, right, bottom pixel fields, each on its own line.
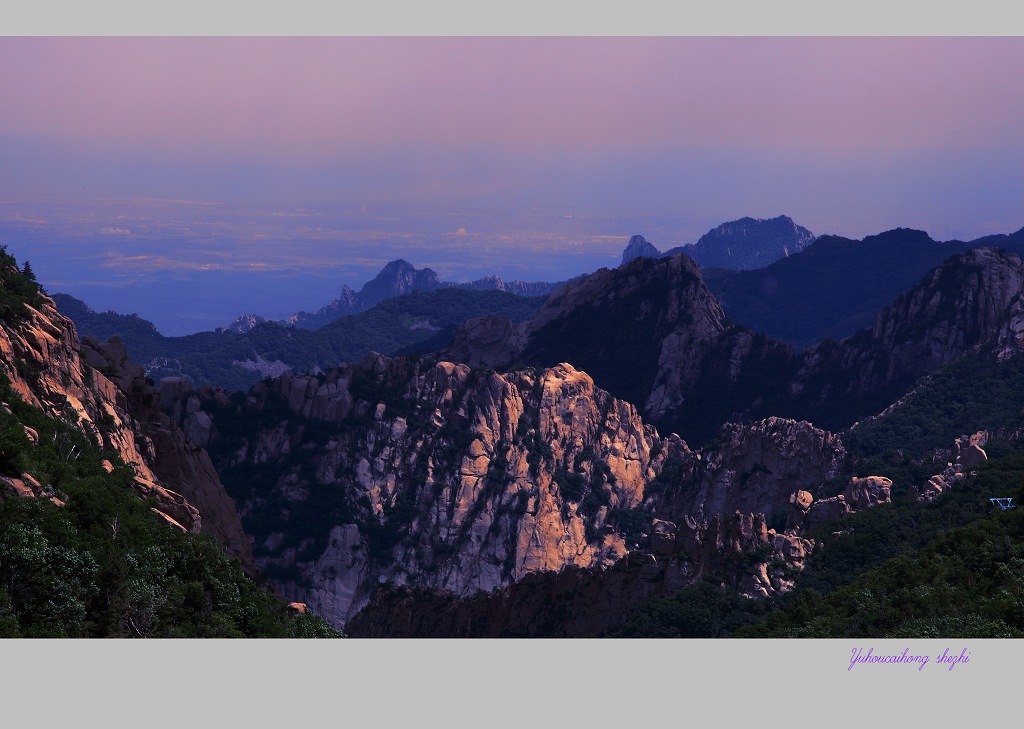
left=621, top=215, right=815, bottom=270
left=287, top=260, right=563, bottom=330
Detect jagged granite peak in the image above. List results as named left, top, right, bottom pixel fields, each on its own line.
left=288, top=260, right=443, bottom=329
left=186, top=346, right=850, bottom=630
left=868, top=246, right=1024, bottom=364
left=621, top=234, right=663, bottom=264
left=360, top=259, right=443, bottom=302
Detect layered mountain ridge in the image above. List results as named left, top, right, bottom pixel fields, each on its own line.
left=443, top=245, right=1024, bottom=444
left=285, top=259, right=563, bottom=331
left=14, top=219, right=1024, bottom=638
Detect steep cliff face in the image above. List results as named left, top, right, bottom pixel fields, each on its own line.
left=344, top=512, right=814, bottom=637
left=199, top=354, right=681, bottom=626
left=0, top=296, right=153, bottom=479
left=0, top=287, right=254, bottom=573
left=783, top=247, right=1024, bottom=429
left=655, top=417, right=846, bottom=526
left=79, top=336, right=255, bottom=572
left=441, top=253, right=732, bottom=418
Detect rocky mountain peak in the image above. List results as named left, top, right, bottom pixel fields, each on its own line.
left=621, top=234, right=662, bottom=264
left=862, top=246, right=1024, bottom=367
left=439, top=252, right=732, bottom=414
left=682, top=215, right=816, bottom=270
left=618, top=216, right=816, bottom=272
left=361, top=259, right=442, bottom=300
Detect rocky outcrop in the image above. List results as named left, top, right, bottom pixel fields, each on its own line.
left=0, top=298, right=156, bottom=481
left=225, top=314, right=267, bottom=334
left=843, top=476, right=892, bottom=511
left=344, top=511, right=814, bottom=637
left=783, top=474, right=892, bottom=531
left=915, top=431, right=988, bottom=502
left=1, top=473, right=63, bottom=505
left=193, top=349, right=849, bottom=630
left=131, top=476, right=202, bottom=534
left=657, top=417, right=846, bottom=526
left=198, top=354, right=681, bottom=627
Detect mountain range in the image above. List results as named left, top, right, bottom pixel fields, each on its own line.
left=5, top=217, right=1024, bottom=638
left=273, top=259, right=563, bottom=332
left=54, top=288, right=545, bottom=393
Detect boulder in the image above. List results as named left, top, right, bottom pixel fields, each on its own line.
left=843, top=476, right=892, bottom=510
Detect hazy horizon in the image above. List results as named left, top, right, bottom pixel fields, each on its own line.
left=2, top=37, right=1023, bottom=333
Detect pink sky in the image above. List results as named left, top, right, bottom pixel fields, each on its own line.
left=2, top=37, right=1023, bottom=239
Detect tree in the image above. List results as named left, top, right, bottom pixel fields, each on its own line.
left=21, top=260, right=35, bottom=282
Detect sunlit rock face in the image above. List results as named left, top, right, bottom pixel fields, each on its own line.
left=198, top=354, right=679, bottom=627
left=195, top=347, right=852, bottom=631
left=0, top=288, right=254, bottom=573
